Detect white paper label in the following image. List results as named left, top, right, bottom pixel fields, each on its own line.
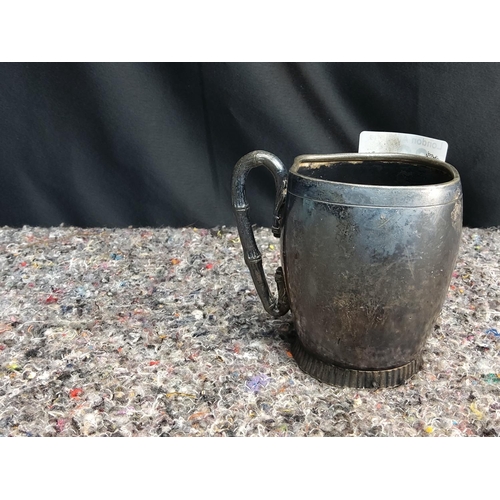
left=359, top=131, right=448, bottom=161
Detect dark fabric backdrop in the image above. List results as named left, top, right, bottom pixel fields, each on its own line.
left=0, top=62, right=499, bottom=228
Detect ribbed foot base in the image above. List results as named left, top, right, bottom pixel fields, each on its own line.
left=291, top=338, right=422, bottom=388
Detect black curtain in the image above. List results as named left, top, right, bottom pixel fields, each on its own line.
left=1, top=62, right=498, bottom=228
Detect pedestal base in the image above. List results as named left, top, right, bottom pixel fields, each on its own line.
left=291, top=338, right=422, bottom=388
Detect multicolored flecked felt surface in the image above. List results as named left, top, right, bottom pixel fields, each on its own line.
left=0, top=225, right=499, bottom=436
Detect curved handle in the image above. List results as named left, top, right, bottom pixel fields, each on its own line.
left=231, top=150, right=290, bottom=317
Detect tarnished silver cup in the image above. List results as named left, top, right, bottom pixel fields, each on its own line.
left=232, top=151, right=462, bottom=388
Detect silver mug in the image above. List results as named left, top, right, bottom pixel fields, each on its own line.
left=232, top=150, right=462, bottom=388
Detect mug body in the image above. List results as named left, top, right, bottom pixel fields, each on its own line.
left=282, top=153, right=462, bottom=387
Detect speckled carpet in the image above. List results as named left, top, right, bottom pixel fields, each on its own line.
left=1, top=225, right=499, bottom=436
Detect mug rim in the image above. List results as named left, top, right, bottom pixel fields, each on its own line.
left=291, top=152, right=460, bottom=190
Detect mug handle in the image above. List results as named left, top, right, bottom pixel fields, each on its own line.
left=231, top=150, right=290, bottom=317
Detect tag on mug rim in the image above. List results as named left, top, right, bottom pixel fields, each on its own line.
left=359, top=131, right=448, bottom=161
